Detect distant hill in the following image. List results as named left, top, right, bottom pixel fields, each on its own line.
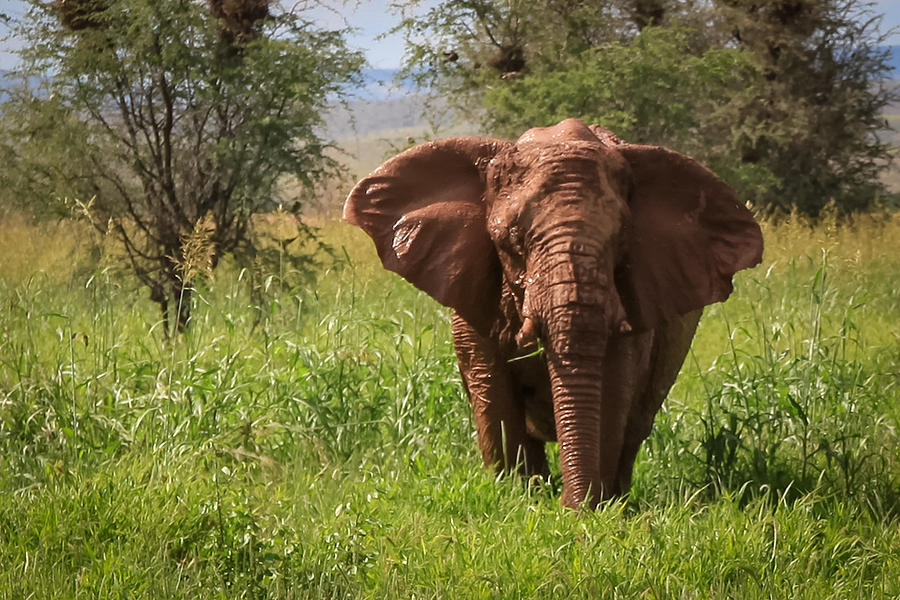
left=353, top=68, right=415, bottom=101
left=337, top=49, right=900, bottom=138
left=0, top=68, right=416, bottom=104
left=325, top=69, right=427, bottom=138
left=7, top=50, right=900, bottom=145
left=325, top=94, right=430, bottom=140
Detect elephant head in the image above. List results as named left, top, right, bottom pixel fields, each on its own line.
left=345, top=118, right=763, bottom=508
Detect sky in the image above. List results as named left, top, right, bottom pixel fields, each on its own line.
left=3, top=0, right=900, bottom=72
left=0, top=0, right=415, bottom=71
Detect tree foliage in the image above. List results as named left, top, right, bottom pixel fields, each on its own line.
left=0, top=0, right=363, bottom=333
left=716, top=0, right=896, bottom=214
left=394, top=0, right=897, bottom=215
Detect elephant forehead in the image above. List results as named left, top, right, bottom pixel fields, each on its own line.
left=517, top=118, right=598, bottom=144
left=495, top=141, right=606, bottom=181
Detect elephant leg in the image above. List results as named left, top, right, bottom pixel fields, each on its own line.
left=599, top=330, right=654, bottom=498
left=616, top=309, right=702, bottom=493
left=451, top=313, right=531, bottom=473
left=510, top=358, right=552, bottom=477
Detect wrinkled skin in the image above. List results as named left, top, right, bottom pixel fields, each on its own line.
left=345, top=119, right=763, bottom=509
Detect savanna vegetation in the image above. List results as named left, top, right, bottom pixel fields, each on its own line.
left=0, top=0, right=363, bottom=332
left=1, top=0, right=899, bottom=597
left=0, top=207, right=898, bottom=597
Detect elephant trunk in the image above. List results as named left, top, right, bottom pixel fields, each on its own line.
left=530, top=242, right=617, bottom=508
left=546, top=336, right=606, bottom=508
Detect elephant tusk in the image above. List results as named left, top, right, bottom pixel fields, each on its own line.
left=516, top=316, right=539, bottom=349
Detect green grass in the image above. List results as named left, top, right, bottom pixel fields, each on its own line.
left=0, top=211, right=898, bottom=598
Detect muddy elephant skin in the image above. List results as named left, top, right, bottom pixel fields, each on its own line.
left=344, top=118, right=763, bottom=509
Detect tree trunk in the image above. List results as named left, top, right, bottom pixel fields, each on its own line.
left=149, top=274, right=194, bottom=337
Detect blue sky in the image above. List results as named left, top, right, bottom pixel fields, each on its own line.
left=3, top=0, right=900, bottom=71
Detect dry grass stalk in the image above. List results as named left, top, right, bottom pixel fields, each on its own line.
left=174, top=214, right=217, bottom=286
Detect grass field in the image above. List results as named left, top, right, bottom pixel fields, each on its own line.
left=1, top=208, right=898, bottom=598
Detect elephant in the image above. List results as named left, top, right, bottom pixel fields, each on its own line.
left=344, top=118, right=763, bottom=509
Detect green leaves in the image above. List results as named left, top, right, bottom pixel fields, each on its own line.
left=394, top=0, right=896, bottom=217
left=2, top=0, right=365, bottom=334
left=484, top=26, right=758, bottom=149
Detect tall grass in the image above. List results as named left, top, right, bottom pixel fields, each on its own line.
left=0, top=210, right=898, bottom=598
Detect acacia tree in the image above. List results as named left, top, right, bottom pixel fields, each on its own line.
left=3, top=0, right=363, bottom=332
left=393, top=0, right=719, bottom=101
left=394, top=0, right=895, bottom=215
left=714, top=0, right=896, bottom=214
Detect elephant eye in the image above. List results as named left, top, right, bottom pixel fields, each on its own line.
left=506, top=225, right=524, bottom=254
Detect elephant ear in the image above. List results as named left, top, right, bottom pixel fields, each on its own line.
left=344, top=137, right=510, bottom=331
left=615, top=144, right=763, bottom=331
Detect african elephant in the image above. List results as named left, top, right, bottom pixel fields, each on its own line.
left=344, top=118, right=763, bottom=509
